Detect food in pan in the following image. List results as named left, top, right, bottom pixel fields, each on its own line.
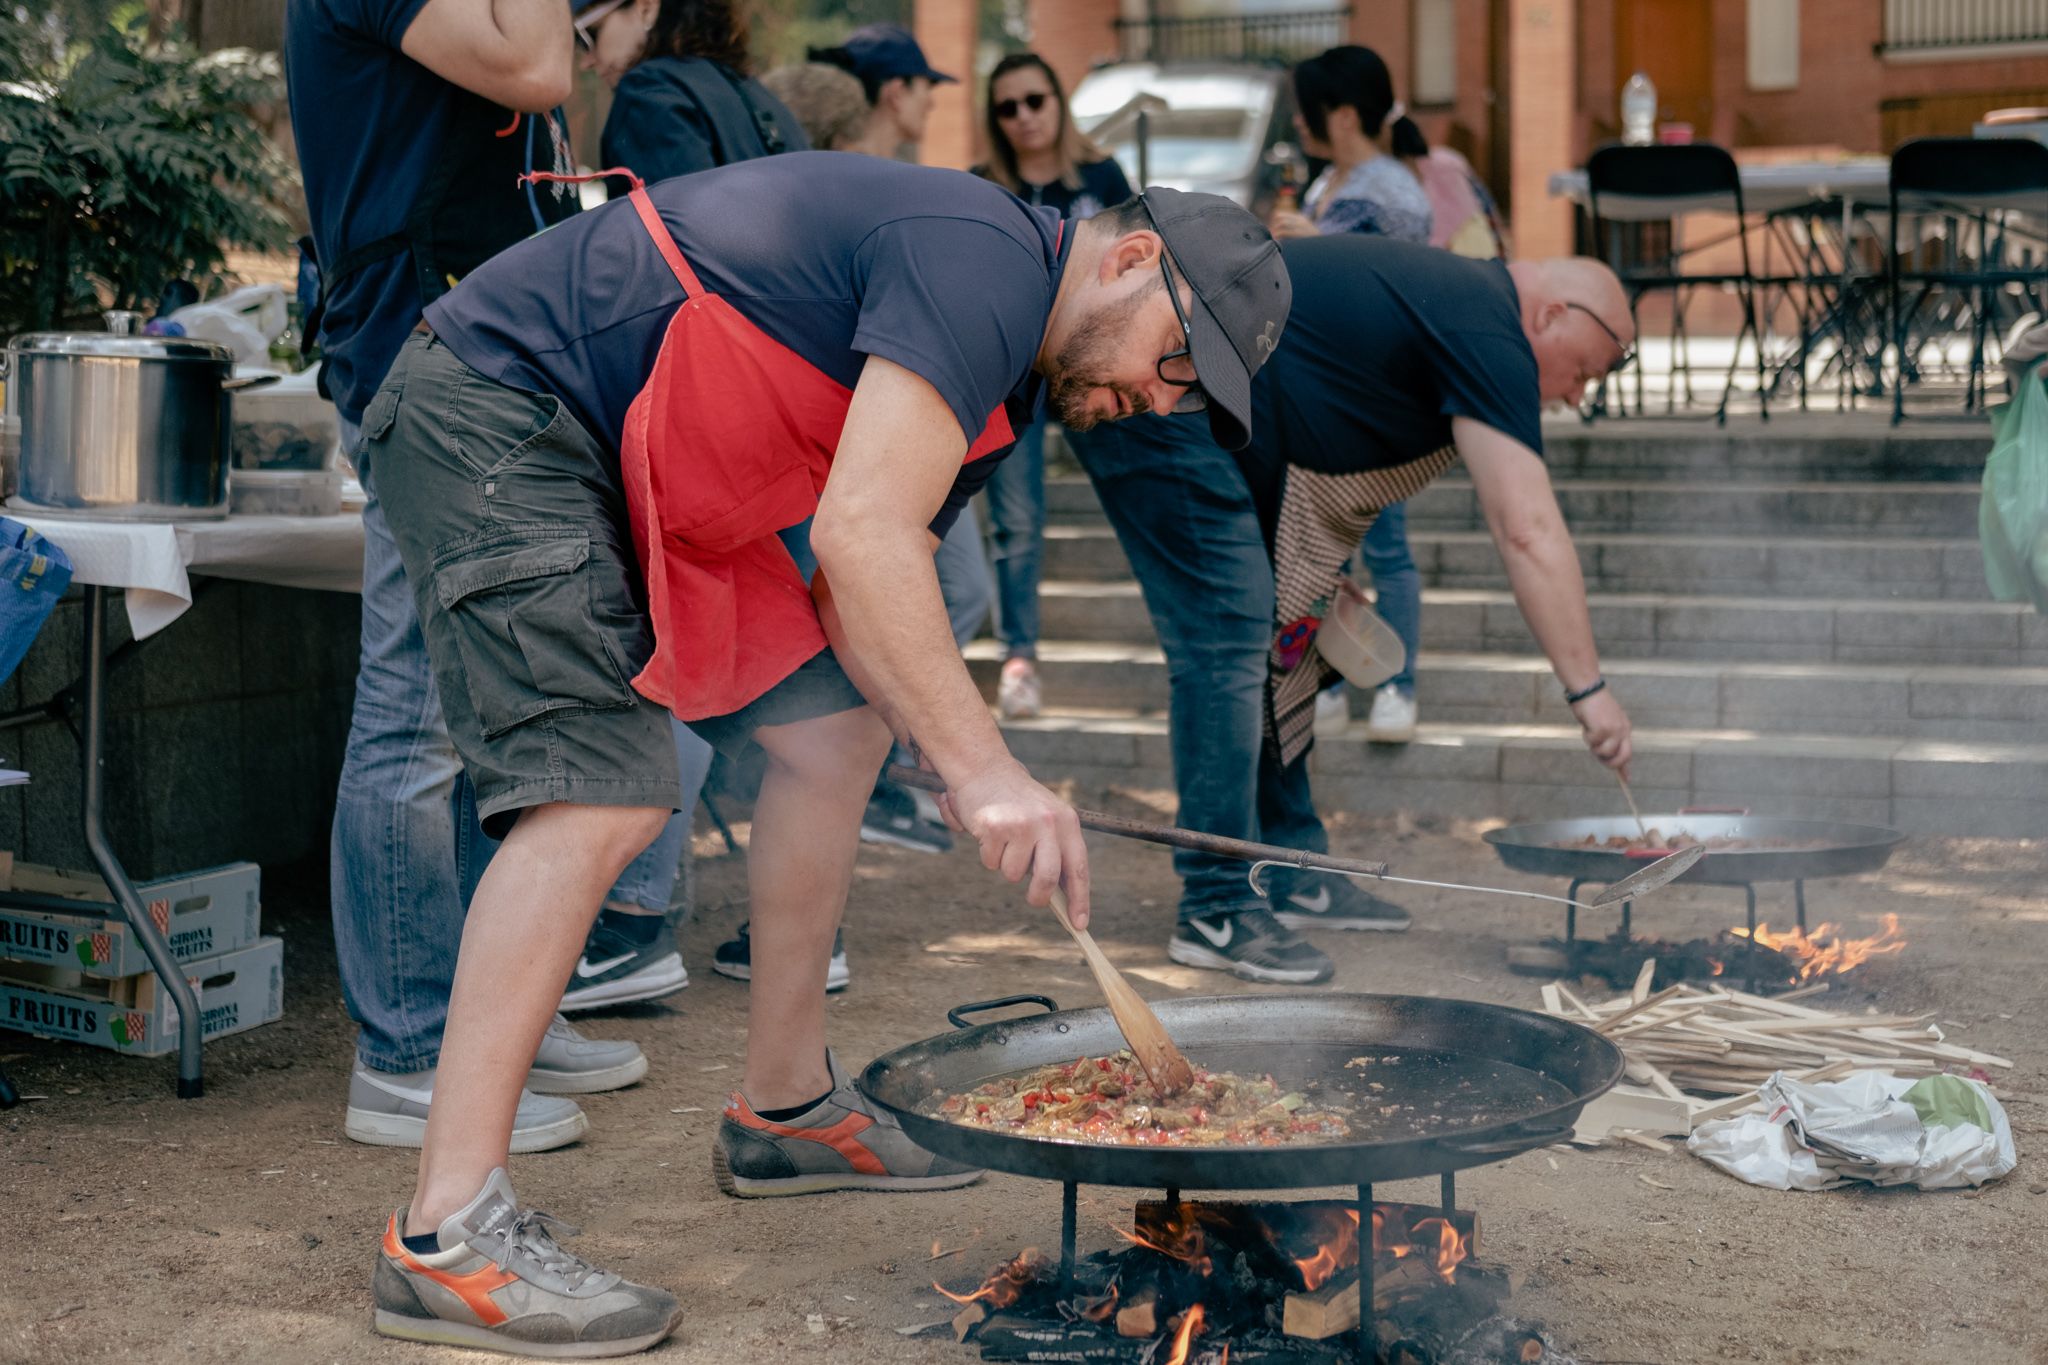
left=930, top=1050, right=1353, bottom=1146
left=1556, top=829, right=1827, bottom=853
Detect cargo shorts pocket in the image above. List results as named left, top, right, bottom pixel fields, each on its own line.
left=432, top=525, right=635, bottom=739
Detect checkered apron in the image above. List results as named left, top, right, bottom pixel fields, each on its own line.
left=1267, top=445, right=1459, bottom=764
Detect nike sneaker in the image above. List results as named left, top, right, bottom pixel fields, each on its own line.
left=859, top=783, right=953, bottom=854
left=345, top=1064, right=588, bottom=1152
left=1363, top=684, right=1419, bottom=743
left=1267, top=867, right=1413, bottom=933
left=560, top=916, right=688, bottom=1013
left=713, top=1051, right=982, bottom=1197
left=525, top=1014, right=648, bottom=1095
left=1167, top=907, right=1334, bottom=985
left=710, top=922, right=850, bottom=992
left=373, top=1167, right=681, bottom=1357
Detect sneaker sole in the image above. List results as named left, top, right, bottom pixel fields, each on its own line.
left=344, top=1106, right=589, bottom=1154
left=558, top=954, right=690, bottom=1014
left=1274, top=911, right=1412, bottom=934
left=712, top=1141, right=982, bottom=1198
left=374, top=1308, right=680, bottom=1358
left=525, top=1051, right=651, bottom=1095
left=711, top=958, right=852, bottom=993
left=859, top=825, right=951, bottom=855
left=1363, top=725, right=1417, bottom=743
left=1166, top=937, right=1333, bottom=986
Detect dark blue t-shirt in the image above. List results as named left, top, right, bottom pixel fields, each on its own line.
left=428, top=152, right=1065, bottom=464
left=283, top=0, right=577, bottom=425
left=1236, top=235, right=1541, bottom=521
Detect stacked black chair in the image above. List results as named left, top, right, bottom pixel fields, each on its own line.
left=1586, top=143, right=1768, bottom=426
left=1888, top=136, right=2048, bottom=424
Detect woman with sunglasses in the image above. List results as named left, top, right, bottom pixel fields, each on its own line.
left=573, top=0, right=806, bottom=198
left=972, top=52, right=1134, bottom=720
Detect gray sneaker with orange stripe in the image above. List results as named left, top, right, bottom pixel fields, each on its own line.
left=374, top=1168, right=680, bottom=1357
left=713, top=1051, right=982, bottom=1197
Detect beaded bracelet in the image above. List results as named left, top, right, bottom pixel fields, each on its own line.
left=1562, top=676, right=1607, bottom=705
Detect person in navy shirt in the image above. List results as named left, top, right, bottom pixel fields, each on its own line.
left=360, top=152, right=1290, bottom=1357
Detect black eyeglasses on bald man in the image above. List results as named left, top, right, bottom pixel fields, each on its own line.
left=1565, top=301, right=1635, bottom=374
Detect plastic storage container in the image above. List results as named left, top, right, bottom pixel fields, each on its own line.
left=230, top=467, right=344, bottom=517
left=230, top=368, right=339, bottom=473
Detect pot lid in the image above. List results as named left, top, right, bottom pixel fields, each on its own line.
left=6, top=332, right=233, bottom=362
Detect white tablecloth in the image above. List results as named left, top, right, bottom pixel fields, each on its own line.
left=7, top=511, right=365, bottom=638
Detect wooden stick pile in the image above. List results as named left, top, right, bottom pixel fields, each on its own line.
left=1540, top=962, right=2014, bottom=1148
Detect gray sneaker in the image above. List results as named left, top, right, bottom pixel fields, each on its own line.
left=374, top=1168, right=681, bottom=1357
left=346, top=1064, right=588, bottom=1153
left=713, top=1051, right=982, bottom=1197
left=526, top=1015, right=649, bottom=1095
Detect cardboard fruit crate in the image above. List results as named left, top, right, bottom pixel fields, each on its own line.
left=0, top=857, right=260, bottom=978
left=0, top=935, right=283, bottom=1056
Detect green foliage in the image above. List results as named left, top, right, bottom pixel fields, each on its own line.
left=0, top=7, right=296, bottom=334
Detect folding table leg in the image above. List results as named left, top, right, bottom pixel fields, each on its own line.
left=80, top=587, right=204, bottom=1098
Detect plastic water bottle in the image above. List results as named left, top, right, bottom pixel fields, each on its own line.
left=1621, top=72, right=1657, bottom=146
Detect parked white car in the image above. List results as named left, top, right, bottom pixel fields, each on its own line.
left=1070, top=61, right=1300, bottom=215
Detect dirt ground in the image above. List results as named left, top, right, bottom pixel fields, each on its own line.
left=2, top=782, right=2043, bottom=1365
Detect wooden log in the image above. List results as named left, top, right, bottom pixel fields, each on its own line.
left=1132, top=1200, right=1480, bottom=1276
left=1113, top=1290, right=1157, bottom=1338
left=1571, top=1086, right=1695, bottom=1140
left=952, top=1302, right=988, bottom=1342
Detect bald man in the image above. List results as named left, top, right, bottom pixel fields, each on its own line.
left=1070, top=237, right=1637, bottom=983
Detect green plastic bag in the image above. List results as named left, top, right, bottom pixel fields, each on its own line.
left=1981, top=365, right=2048, bottom=613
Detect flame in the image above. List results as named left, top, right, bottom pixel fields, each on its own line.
left=1292, top=1208, right=1361, bottom=1292
left=1078, top=1285, right=1119, bottom=1323
left=1119, top=1206, right=1213, bottom=1277
left=1162, top=1304, right=1204, bottom=1365
left=1729, top=913, right=1905, bottom=980
left=934, top=1248, right=1043, bottom=1308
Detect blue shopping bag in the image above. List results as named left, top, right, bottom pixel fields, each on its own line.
left=0, top=519, right=73, bottom=685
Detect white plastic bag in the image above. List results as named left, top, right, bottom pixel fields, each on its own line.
left=163, top=284, right=290, bottom=367
left=1688, top=1070, right=2017, bottom=1191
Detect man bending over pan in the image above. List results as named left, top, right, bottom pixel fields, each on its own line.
left=356, top=150, right=1290, bottom=1358
left=1069, top=235, right=1635, bottom=985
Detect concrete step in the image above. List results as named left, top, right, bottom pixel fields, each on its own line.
left=969, top=644, right=2048, bottom=743
left=1536, top=413, right=1991, bottom=483
left=1039, top=525, right=1990, bottom=600
left=1046, top=476, right=1984, bottom=538
left=1035, top=582, right=2048, bottom=667
left=994, top=709, right=2048, bottom=839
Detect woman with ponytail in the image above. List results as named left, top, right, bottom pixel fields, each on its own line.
left=1271, top=45, right=1432, bottom=244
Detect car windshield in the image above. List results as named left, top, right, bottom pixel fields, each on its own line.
left=1098, top=108, right=1258, bottom=180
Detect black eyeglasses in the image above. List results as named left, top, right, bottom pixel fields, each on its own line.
left=1140, top=194, right=1207, bottom=414
left=573, top=0, right=626, bottom=51
left=993, top=91, right=1050, bottom=120
left=1566, top=301, right=1635, bottom=373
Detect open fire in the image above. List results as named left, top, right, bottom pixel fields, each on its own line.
left=1727, top=912, right=1905, bottom=981
left=1512, top=914, right=1908, bottom=993
left=938, top=1200, right=1546, bottom=1365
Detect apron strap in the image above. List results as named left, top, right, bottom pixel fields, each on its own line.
left=628, top=187, right=704, bottom=296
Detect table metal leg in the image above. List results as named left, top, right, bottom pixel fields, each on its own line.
left=1794, top=879, right=1808, bottom=933
left=1440, top=1171, right=1455, bottom=1213
left=1058, top=1179, right=1077, bottom=1289
left=1743, top=882, right=1760, bottom=996
left=1565, top=879, right=1584, bottom=945
left=81, top=587, right=203, bottom=1098
left=1355, top=1183, right=1375, bottom=1362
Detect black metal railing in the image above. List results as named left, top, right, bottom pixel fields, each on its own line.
left=1881, top=0, right=2048, bottom=53
left=1114, top=7, right=1351, bottom=64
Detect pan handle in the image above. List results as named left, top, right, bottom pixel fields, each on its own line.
left=946, top=994, right=1060, bottom=1030
left=1679, top=805, right=1749, bottom=815
left=1437, top=1121, right=1574, bottom=1157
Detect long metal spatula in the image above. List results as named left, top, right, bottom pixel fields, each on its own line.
left=886, top=765, right=1703, bottom=912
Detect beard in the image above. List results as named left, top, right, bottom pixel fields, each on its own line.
left=1046, top=288, right=1155, bottom=431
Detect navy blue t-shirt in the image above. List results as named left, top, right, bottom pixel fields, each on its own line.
left=428, top=153, right=1065, bottom=524
left=284, top=0, right=577, bottom=425
left=1237, top=235, right=1541, bottom=520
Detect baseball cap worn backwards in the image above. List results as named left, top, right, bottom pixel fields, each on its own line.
left=1140, top=187, right=1291, bottom=452
left=839, top=24, right=957, bottom=85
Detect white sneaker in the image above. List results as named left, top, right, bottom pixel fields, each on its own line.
left=997, top=660, right=1042, bottom=719
left=1363, top=685, right=1418, bottom=743
left=1314, top=686, right=1350, bottom=737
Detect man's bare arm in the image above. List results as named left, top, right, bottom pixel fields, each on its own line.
left=1456, top=416, right=1632, bottom=772
left=400, top=0, right=574, bottom=112
left=812, top=356, right=1092, bottom=919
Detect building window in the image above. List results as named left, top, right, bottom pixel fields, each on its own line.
left=1881, top=0, right=2048, bottom=57
left=1412, top=0, right=1456, bottom=106
left=1748, top=0, right=1798, bottom=91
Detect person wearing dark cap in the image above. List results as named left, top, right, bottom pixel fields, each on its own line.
left=358, top=155, right=1288, bottom=1356
left=809, top=21, right=954, bottom=159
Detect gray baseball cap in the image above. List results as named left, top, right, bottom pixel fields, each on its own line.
left=1140, top=187, right=1291, bottom=451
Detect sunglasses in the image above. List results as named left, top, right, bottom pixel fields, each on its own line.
left=993, top=91, right=1051, bottom=120
left=1566, top=301, right=1635, bottom=373
left=573, top=0, right=628, bottom=51
left=1140, top=193, right=1207, bottom=414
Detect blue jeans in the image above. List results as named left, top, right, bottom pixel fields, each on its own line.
left=1358, top=502, right=1420, bottom=694
left=982, top=420, right=1045, bottom=659
left=335, top=416, right=710, bottom=1072
left=934, top=507, right=992, bottom=648
left=1071, top=415, right=1324, bottom=918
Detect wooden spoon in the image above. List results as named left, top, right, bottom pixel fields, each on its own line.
left=1615, top=770, right=1650, bottom=840
left=1047, top=887, right=1196, bottom=1097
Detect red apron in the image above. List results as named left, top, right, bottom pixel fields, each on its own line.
left=613, top=187, right=1022, bottom=720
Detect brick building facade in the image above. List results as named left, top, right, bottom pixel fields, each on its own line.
left=912, top=0, right=2048, bottom=258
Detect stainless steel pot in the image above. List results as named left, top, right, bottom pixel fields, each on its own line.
left=1, top=333, right=275, bottom=521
